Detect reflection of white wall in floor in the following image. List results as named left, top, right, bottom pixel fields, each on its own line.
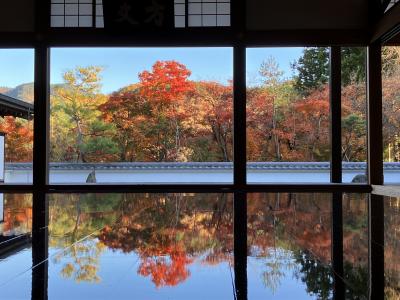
left=0, top=193, right=3, bottom=223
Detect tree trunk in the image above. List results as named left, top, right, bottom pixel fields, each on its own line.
left=272, top=102, right=281, bottom=161
left=76, top=119, right=85, bottom=163
left=211, top=123, right=230, bottom=162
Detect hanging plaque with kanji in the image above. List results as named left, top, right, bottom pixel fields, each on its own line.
left=103, top=0, right=174, bottom=31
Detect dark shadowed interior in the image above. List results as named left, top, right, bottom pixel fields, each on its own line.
left=0, top=1, right=399, bottom=299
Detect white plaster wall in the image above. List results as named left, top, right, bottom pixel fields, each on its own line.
left=5, top=170, right=33, bottom=184
left=4, top=168, right=396, bottom=184
left=382, top=171, right=400, bottom=184
left=48, top=170, right=234, bottom=184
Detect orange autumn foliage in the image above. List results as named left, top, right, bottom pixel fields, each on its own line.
left=138, top=243, right=193, bottom=288
left=139, top=60, right=193, bottom=106
left=0, top=116, right=33, bottom=162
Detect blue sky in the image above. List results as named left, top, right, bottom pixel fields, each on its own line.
left=247, top=47, right=303, bottom=86
left=0, top=47, right=304, bottom=94
left=0, top=49, right=35, bottom=89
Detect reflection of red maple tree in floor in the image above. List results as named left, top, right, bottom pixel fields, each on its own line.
left=100, top=225, right=197, bottom=287
left=138, top=244, right=193, bottom=288
left=98, top=194, right=234, bottom=288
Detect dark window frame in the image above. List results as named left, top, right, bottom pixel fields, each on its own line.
left=0, top=1, right=394, bottom=299
left=0, top=40, right=375, bottom=194
left=0, top=0, right=383, bottom=193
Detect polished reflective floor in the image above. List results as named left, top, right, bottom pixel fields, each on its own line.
left=0, top=193, right=396, bottom=299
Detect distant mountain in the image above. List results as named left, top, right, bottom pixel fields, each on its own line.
left=2, top=83, right=68, bottom=104
left=3, top=83, right=34, bottom=103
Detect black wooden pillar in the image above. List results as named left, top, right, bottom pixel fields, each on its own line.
left=330, top=46, right=342, bottom=184
left=31, top=193, right=49, bottom=300
left=32, top=36, right=50, bottom=300
left=233, top=45, right=246, bottom=188
left=33, top=45, right=50, bottom=189
left=32, top=2, right=50, bottom=299
left=329, top=46, right=344, bottom=299
left=367, top=44, right=384, bottom=186
left=232, top=0, right=247, bottom=298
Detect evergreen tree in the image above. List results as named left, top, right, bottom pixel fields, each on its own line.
left=292, top=47, right=329, bottom=96
left=293, top=47, right=399, bottom=95
left=51, top=66, right=118, bottom=162
left=341, top=47, right=366, bottom=85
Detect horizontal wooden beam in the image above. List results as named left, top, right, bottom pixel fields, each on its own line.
left=45, top=28, right=237, bottom=47
left=245, top=29, right=369, bottom=46
left=0, top=183, right=372, bottom=193
left=0, top=28, right=371, bottom=48
left=0, top=32, right=37, bottom=47
left=46, top=29, right=371, bottom=47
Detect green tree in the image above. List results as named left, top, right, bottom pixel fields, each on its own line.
left=341, top=114, right=366, bottom=161
left=382, top=47, right=400, bottom=77
left=342, top=47, right=399, bottom=85
left=258, top=57, right=297, bottom=161
left=51, top=66, right=118, bottom=162
left=341, top=47, right=366, bottom=86
left=292, top=47, right=329, bottom=95
left=293, top=47, right=399, bottom=95
left=292, top=47, right=365, bottom=93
